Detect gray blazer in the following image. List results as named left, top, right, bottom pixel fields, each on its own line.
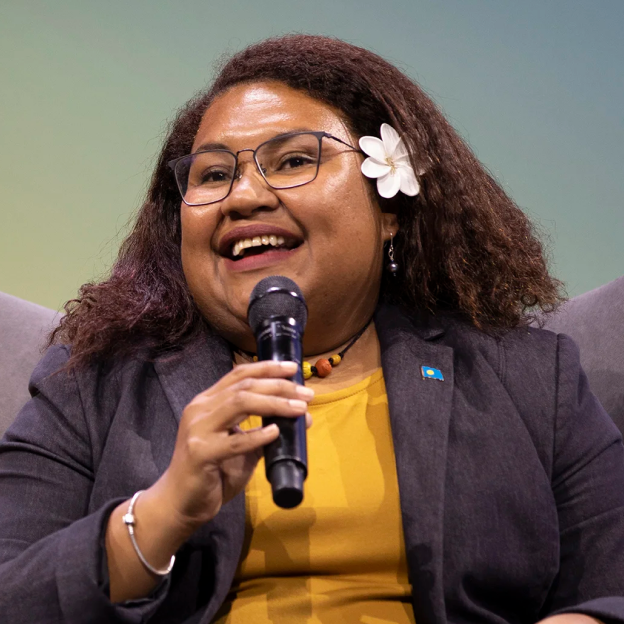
left=1, top=305, right=624, bottom=624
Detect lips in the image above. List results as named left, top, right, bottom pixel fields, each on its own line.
left=222, top=246, right=301, bottom=272
left=217, top=225, right=303, bottom=260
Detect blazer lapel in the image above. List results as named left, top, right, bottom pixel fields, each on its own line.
left=154, top=328, right=233, bottom=423
left=375, top=305, right=454, bottom=624
left=154, top=330, right=247, bottom=624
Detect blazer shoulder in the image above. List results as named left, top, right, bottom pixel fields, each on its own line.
left=441, top=317, right=561, bottom=381
left=27, top=344, right=164, bottom=442
left=31, top=344, right=154, bottom=391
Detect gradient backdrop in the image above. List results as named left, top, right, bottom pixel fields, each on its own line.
left=1, top=0, right=622, bottom=311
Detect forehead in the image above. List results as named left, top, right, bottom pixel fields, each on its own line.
left=192, top=82, right=350, bottom=151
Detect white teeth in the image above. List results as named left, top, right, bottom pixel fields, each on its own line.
left=230, top=234, right=294, bottom=258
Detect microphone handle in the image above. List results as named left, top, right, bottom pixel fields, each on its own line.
left=255, top=316, right=307, bottom=509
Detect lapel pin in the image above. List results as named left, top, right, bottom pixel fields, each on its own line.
left=421, top=365, right=444, bottom=381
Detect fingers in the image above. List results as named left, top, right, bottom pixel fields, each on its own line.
left=215, top=411, right=311, bottom=463
left=180, top=360, right=315, bottom=469
left=229, top=377, right=314, bottom=401
left=186, top=360, right=315, bottom=433
left=208, top=360, right=299, bottom=395
left=200, top=389, right=312, bottom=433
left=219, top=423, right=281, bottom=460
left=241, top=410, right=312, bottom=433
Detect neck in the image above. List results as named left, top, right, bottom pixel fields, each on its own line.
left=233, top=321, right=382, bottom=394
left=304, top=322, right=381, bottom=393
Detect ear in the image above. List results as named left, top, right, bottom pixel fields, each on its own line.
left=381, top=212, right=399, bottom=243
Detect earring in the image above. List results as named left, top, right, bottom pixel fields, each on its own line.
left=386, top=233, right=399, bottom=275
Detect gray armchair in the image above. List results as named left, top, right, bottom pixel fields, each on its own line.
left=0, top=292, right=60, bottom=436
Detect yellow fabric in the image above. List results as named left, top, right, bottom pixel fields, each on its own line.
left=214, top=369, right=415, bottom=624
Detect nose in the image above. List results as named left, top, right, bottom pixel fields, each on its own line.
left=219, top=155, right=280, bottom=219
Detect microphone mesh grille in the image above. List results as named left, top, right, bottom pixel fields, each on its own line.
left=248, top=276, right=308, bottom=334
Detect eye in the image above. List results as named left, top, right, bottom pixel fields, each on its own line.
left=198, top=167, right=231, bottom=185
left=277, top=153, right=316, bottom=171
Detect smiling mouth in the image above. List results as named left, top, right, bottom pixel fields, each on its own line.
left=228, top=235, right=302, bottom=260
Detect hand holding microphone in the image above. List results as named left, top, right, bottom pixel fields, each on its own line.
left=149, top=276, right=310, bottom=542
left=152, top=277, right=308, bottom=532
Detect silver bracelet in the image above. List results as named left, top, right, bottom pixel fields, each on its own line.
left=122, top=490, right=175, bottom=577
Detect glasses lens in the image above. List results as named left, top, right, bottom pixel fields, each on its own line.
left=256, top=133, right=321, bottom=189
left=176, top=151, right=236, bottom=205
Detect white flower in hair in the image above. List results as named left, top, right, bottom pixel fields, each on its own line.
left=359, top=123, right=420, bottom=198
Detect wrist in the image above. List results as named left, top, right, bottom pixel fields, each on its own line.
left=140, top=478, right=203, bottom=549
left=122, top=491, right=175, bottom=576
left=149, top=470, right=217, bottom=540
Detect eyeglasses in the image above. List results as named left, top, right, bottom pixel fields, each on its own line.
left=168, top=131, right=361, bottom=207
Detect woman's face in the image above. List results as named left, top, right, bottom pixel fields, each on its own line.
left=181, top=81, right=397, bottom=354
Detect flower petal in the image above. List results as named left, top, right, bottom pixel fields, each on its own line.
left=361, top=157, right=391, bottom=179
left=392, top=151, right=411, bottom=165
left=398, top=165, right=420, bottom=196
left=359, top=136, right=387, bottom=161
left=377, top=171, right=402, bottom=198
left=380, top=123, right=401, bottom=155
left=392, top=138, right=409, bottom=160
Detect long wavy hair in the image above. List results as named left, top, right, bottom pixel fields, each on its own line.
left=51, top=34, right=563, bottom=368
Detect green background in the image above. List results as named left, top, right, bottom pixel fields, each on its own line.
left=1, top=0, right=622, bottom=311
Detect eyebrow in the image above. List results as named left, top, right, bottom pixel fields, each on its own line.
left=193, top=141, right=229, bottom=153
left=193, top=128, right=316, bottom=154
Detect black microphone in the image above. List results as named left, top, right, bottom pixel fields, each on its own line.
left=248, top=276, right=308, bottom=509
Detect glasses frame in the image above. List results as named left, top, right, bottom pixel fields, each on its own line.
left=167, top=131, right=362, bottom=207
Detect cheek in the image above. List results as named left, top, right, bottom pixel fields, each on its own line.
left=179, top=207, right=220, bottom=290
left=181, top=206, right=204, bottom=245
left=180, top=205, right=216, bottom=254
left=316, top=167, right=383, bottom=243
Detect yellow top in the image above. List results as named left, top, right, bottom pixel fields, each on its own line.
left=213, top=369, right=415, bottom=624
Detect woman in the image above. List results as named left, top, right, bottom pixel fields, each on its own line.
left=1, top=35, right=623, bottom=624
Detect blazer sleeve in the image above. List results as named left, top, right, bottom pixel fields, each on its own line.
left=0, top=346, right=169, bottom=624
left=544, top=333, right=624, bottom=621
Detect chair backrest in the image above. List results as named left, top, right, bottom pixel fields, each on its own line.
left=0, top=292, right=60, bottom=437
left=538, top=276, right=624, bottom=436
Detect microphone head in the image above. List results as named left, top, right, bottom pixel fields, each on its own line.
left=248, top=276, right=308, bottom=334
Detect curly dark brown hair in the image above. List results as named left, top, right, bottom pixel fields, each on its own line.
left=51, top=34, right=564, bottom=368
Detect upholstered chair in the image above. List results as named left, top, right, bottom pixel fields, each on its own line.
left=0, top=292, right=60, bottom=437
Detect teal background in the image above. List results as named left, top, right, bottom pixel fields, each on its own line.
left=1, top=0, right=622, bottom=311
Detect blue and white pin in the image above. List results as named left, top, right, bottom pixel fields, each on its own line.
left=421, top=366, right=444, bottom=381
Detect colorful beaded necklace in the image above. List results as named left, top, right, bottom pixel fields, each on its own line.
left=237, top=318, right=372, bottom=380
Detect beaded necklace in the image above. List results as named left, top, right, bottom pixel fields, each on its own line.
left=236, top=318, right=372, bottom=380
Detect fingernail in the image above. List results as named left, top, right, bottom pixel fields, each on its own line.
left=264, top=424, right=279, bottom=434
left=296, top=386, right=315, bottom=399
left=288, top=399, right=308, bottom=411
left=279, top=361, right=298, bottom=370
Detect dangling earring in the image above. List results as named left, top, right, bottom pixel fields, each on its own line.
left=386, top=233, right=399, bottom=275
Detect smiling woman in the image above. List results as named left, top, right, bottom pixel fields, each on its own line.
left=1, top=35, right=624, bottom=624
